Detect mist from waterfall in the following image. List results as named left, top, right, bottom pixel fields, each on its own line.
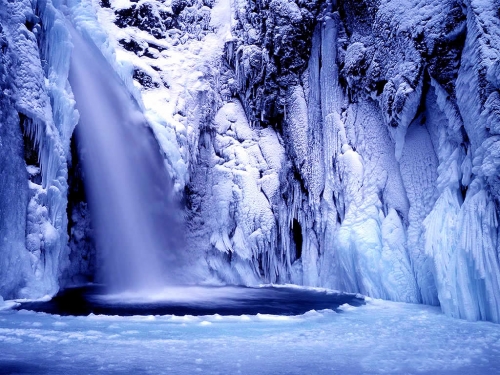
left=68, top=26, right=184, bottom=293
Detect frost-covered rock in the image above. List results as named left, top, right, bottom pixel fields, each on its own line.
left=186, top=101, right=295, bottom=284
left=0, top=0, right=77, bottom=299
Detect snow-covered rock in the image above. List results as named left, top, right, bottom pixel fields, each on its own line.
left=0, top=0, right=77, bottom=298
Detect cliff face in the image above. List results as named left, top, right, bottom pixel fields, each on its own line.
left=0, top=0, right=76, bottom=299
left=1, top=0, right=500, bottom=322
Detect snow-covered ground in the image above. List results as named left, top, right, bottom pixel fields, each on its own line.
left=1, top=298, right=500, bottom=374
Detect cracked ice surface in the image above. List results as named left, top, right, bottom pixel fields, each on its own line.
left=1, top=298, right=500, bottom=374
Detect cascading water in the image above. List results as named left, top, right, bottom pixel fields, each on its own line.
left=68, top=26, right=183, bottom=293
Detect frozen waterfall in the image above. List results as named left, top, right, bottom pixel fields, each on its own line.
left=68, top=26, right=183, bottom=293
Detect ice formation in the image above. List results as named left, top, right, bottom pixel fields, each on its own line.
left=0, top=0, right=77, bottom=298
left=1, top=0, right=500, bottom=323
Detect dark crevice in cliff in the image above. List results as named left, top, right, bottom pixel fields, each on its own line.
left=18, top=113, right=41, bottom=185
left=64, top=130, right=96, bottom=286
left=292, top=218, right=303, bottom=261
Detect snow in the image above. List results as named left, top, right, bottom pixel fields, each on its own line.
left=0, top=297, right=19, bottom=311
left=85, top=0, right=230, bottom=192
left=0, top=0, right=76, bottom=299
left=192, top=101, right=287, bottom=283
left=1, top=299, right=500, bottom=374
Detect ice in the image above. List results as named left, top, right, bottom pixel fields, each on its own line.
left=2, top=0, right=500, bottom=325
left=191, top=101, right=288, bottom=284
left=0, top=296, right=19, bottom=311
left=2, top=298, right=500, bottom=373
left=0, top=90, right=30, bottom=299
left=269, top=0, right=302, bottom=23
left=284, top=85, right=310, bottom=183
left=0, top=0, right=77, bottom=300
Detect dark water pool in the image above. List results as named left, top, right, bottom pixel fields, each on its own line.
left=16, top=285, right=364, bottom=316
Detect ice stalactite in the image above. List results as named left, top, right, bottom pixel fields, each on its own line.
left=284, top=12, right=418, bottom=300
left=0, top=0, right=77, bottom=299
left=186, top=100, right=296, bottom=285
left=419, top=0, right=500, bottom=322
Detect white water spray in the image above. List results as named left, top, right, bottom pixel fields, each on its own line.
left=68, top=27, right=183, bottom=293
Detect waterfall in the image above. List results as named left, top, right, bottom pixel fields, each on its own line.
left=68, top=26, right=183, bottom=293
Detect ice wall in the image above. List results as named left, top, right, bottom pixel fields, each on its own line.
left=0, top=0, right=77, bottom=299
left=0, top=23, right=30, bottom=299
left=214, top=0, right=500, bottom=322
